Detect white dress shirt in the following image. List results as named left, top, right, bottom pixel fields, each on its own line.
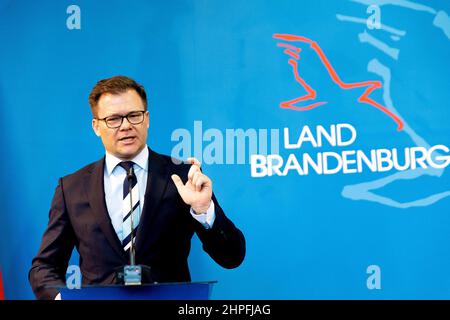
left=104, top=146, right=215, bottom=242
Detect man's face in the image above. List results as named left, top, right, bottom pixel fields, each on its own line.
left=92, top=89, right=149, bottom=160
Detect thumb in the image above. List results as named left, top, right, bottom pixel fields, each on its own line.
left=171, top=174, right=184, bottom=189
left=171, top=174, right=187, bottom=196
left=171, top=174, right=189, bottom=203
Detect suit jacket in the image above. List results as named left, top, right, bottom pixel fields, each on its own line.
left=29, top=148, right=246, bottom=300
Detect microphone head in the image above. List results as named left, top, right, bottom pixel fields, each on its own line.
left=127, top=166, right=134, bottom=181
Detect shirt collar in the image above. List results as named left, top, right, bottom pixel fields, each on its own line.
left=105, top=146, right=149, bottom=176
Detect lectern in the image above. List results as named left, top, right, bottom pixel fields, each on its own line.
left=59, top=281, right=216, bottom=300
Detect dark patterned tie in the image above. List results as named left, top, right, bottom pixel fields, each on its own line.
left=118, top=161, right=140, bottom=256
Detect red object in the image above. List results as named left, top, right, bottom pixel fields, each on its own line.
left=273, top=33, right=404, bottom=131
left=0, top=269, right=4, bottom=300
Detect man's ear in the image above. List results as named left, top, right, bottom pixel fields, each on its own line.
left=92, top=119, right=101, bottom=137
left=145, top=111, right=150, bottom=129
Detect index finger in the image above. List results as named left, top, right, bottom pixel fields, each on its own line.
left=186, top=157, right=201, bottom=167
left=187, top=163, right=201, bottom=181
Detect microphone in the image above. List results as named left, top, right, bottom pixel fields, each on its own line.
left=126, top=166, right=136, bottom=266
left=126, top=166, right=135, bottom=184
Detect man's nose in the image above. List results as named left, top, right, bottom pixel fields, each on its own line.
left=119, top=117, right=132, bottom=130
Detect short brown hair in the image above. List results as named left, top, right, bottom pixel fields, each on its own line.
left=88, top=75, right=148, bottom=117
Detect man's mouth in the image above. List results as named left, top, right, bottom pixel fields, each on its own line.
left=118, top=136, right=136, bottom=143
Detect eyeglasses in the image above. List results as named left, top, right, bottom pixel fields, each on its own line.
left=96, top=110, right=146, bottom=129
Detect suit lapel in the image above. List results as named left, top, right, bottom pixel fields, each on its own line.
left=135, top=148, right=170, bottom=252
left=86, top=158, right=127, bottom=262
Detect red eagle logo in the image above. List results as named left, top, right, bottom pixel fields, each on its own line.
left=274, top=33, right=404, bottom=131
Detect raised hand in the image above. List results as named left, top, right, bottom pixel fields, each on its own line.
left=171, top=157, right=212, bottom=214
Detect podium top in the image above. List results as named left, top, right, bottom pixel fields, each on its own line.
left=56, top=281, right=218, bottom=300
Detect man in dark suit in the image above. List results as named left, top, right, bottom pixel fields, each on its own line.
left=29, top=76, right=246, bottom=300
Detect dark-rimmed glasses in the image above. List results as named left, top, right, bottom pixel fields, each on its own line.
left=96, top=110, right=146, bottom=129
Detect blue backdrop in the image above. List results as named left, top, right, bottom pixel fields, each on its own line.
left=1, top=0, right=449, bottom=299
